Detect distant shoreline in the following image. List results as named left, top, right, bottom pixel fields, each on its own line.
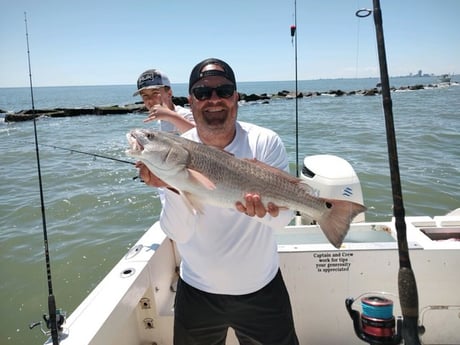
left=0, top=74, right=457, bottom=90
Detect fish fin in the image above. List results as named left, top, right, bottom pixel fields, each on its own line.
left=187, top=168, right=216, bottom=190
left=166, top=187, right=180, bottom=195
left=296, top=180, right=315, bottom=194
left=244, top=158, right=304, bottom=185
left=220, top=149, right=234, bottom=157
left=244, top=158, right=284, bottom=174
left=178, top=191, right=204, bottom=215
left=316, top=199, right=367, bottom=248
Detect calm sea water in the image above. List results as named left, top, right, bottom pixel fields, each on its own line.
left=1, top=77, right=459, bottom=344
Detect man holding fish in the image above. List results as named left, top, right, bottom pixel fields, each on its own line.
left=134, top=58, right=300, bottom=344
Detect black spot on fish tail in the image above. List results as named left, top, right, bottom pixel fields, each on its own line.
left=317, top=199, right=367, bottom=248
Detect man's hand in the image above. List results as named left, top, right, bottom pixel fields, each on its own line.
left=235, top=193, right=280, bottom=218
left=135, top=161, right=168, bottom=187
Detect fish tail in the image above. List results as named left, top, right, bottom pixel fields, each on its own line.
left=317, top=199, right=367, bottom=248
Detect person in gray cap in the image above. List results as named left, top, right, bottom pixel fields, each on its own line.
left=133, top=69, right=194, bottom=134
left=137, top=58, right=298, bottom=345
left=134, top=69, right=195, bottom=206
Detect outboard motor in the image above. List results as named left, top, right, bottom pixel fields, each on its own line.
left=300, top=154, right=365, bottom=224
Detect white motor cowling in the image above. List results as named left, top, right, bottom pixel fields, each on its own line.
left=300, top=154, right=365, bottom=224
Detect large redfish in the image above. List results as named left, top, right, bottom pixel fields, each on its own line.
left=126, top=129, right=366, bottom=248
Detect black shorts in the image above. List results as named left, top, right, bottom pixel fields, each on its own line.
left=173, top=269, right=299, bottom=345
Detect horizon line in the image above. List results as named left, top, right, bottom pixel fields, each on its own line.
left=1, top=74, right=455, bottom=89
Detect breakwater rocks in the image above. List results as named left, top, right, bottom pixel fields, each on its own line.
left=3, top=98, right=188, bottom=122
left=2, top=82, right=452, bottom=122
left=4, top=104, right=146, bottom=122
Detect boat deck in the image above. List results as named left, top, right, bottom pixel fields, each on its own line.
left=55, top=213, right=460, bottom=345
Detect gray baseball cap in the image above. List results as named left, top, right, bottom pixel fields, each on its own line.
left=133, top=69, right=171, bottom=96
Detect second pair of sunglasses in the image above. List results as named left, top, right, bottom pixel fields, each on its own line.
left=191, top=84, right=235, bottom=101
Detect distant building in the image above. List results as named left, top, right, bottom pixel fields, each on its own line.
left=402, top=70, right=435, bottom=78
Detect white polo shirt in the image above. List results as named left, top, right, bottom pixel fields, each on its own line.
left=160, top=121, right=293, bottom=294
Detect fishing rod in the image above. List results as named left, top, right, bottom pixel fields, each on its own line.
left=24, top=12, right=64, bottom=345
left=291, top=0, right=303, bottom=225
left=347, top=2, right=421, bottom=345
left=372, top=1, right=420, bottom=343
left=291, top=0, right=299, bottom=178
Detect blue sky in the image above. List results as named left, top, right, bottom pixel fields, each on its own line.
left=1, top=0, right=459, bottom=87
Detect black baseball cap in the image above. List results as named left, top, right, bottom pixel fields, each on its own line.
left=188, top=58, right=236, bottom=92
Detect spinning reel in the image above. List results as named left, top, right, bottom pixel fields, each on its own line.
left=346, top=293, right=403, bottom=345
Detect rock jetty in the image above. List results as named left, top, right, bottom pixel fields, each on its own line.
left=2, top=82, right=450, bottom=122
left=4, top=104, right=145, bottom=122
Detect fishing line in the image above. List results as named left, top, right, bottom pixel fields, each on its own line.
left=25, top=12, right=62, bottom=345
left=18, top=140, right=141, bottom=180
left=27, top=141, right=136, bottom=166
left=354, top=3, right=362, bottom=78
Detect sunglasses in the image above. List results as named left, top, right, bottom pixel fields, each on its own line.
left=191, top=84, right=235, bottom=101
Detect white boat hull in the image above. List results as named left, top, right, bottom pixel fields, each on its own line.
left=52, top=211, right=460, bottom=345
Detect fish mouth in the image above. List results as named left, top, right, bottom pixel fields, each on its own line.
left=126, top=132, right=144, bottom=154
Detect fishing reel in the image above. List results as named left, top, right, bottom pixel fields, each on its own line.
left=346, top=292, right=403, bottom=345
left=30, top=308, right=66, bottom=339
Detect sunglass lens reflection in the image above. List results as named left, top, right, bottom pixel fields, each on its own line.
left=193, top=85, right=235, bottom=100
